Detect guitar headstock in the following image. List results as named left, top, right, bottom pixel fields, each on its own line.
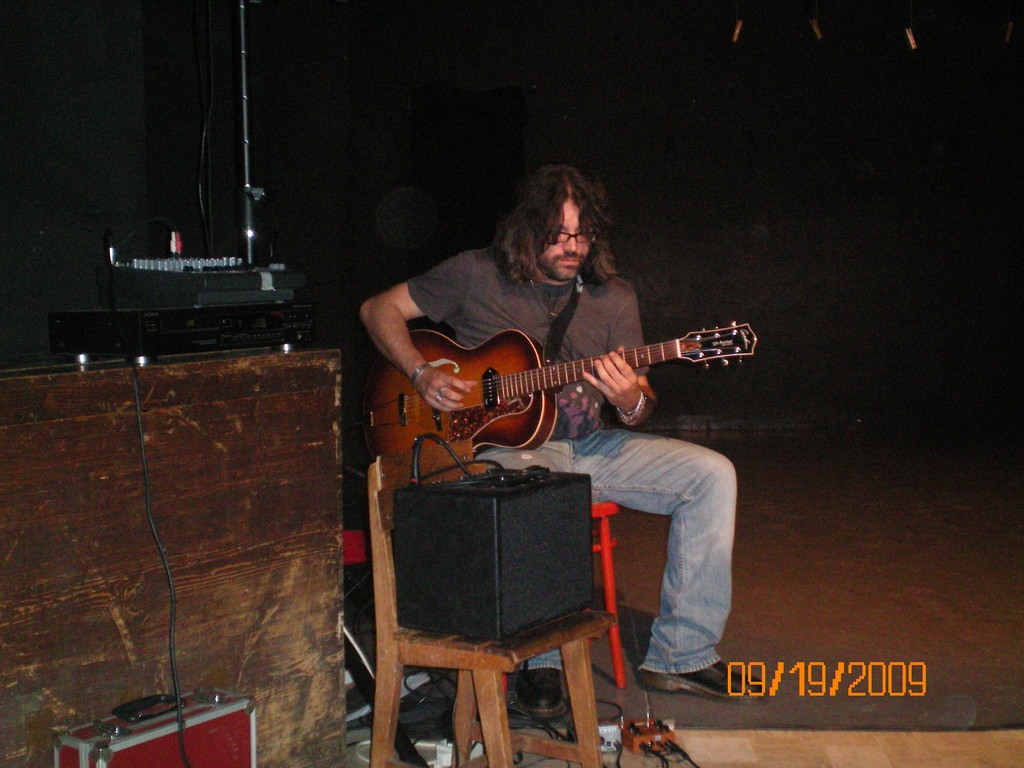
left=678, top=323, right=757, bottom=364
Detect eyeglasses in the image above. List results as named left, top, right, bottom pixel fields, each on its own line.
left=547, top=230, right=595, bottom=246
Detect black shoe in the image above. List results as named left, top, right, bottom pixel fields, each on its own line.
left=514, top=667, right=566, bottom=719
left=639, top=661, right=767, bottom=705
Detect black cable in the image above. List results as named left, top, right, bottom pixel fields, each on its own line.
left=506, top=711, right=563, bottom=741
left=664, top=740, right=702, bottom=768
left=342, top=565, right=371, bottom=602
left=401, top=670, right=455, bottom=711
left=418, top=458, right=505, bottom=482
left=344, top=585, right=377, bottom=664
left=102, top=233, right=191, bottom=768
left=564, top=721, right=577, bottom=743
left=641, top=743, right=669, bottom=768
left=129, top=364, right=192, bottom=768
left=595, top=698, right=624, bottom=722
left=193, top=0, right=215, bottom=260
left=409, top=433, right=472, bottom=483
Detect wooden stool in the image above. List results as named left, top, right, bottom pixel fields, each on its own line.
left=591, top=502, right=627, bottom=689
left=367, top=448, right=616, bottom=768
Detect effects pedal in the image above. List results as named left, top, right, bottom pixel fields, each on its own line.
left=622, top=719, right=676, bottom=754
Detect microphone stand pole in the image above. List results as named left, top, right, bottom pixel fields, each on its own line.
left=237, top=0, right=264, bottom=267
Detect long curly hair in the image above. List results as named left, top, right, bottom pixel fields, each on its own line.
left=492, top=164, right=616, bottom=284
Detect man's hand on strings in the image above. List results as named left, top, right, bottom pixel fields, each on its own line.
left=584, top=348, right=644, bottom=412
left=416, top=365, right=472, bottom=412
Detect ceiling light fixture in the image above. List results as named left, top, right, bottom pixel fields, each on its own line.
left=809, top=0, right=824, bottom=40
left=732, top=0, right=743, bottom=42
left=905, top=0, right=918, bottom=49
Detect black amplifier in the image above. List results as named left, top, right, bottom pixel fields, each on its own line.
left=48, top=303, right=314, bottom=360
left=392, top=469, right=593, bottom=640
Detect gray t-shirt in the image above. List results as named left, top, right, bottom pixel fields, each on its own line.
left=408, top=248, right=647, bottom=439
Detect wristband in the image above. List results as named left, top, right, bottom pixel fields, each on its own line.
left=410, top=362, right=431, bottom=385
left=618, top=392, right=646, bottom=417
left=616, top=391, right=652, bottom=426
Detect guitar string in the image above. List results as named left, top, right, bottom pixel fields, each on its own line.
left=400, top=381, right=482, bottom=419
left=501, top=340, right=681, bottom=396
left=497, top=331, right=749, bottom=394
left=386, top=332, right=742, bottom=420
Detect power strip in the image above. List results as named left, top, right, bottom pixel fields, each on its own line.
left=352, top=739, right=482, bottom=768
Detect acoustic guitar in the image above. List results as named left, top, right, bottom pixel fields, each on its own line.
left=363, top=323, right=757, bottom=456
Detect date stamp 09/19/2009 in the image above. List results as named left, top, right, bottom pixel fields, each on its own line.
left=728, top=661, right=927, bottom=697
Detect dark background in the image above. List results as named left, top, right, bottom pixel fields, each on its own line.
left=2, top=1, right=1021, bottom=474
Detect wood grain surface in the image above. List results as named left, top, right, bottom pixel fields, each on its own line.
left=0, top=349, right=345, bottom=767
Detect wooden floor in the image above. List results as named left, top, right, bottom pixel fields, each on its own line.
left=344, top=430, right=1022, bottom=767
left=591, top=430, right=1023, bottom=732
left=607, top=728, right=1024, bottom=768
left=347, top=727, right=1024, bottom=768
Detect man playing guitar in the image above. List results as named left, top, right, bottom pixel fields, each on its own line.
left=360, top=164, right=761, bottom=714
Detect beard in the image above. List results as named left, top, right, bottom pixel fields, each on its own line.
left=537, top=251, right=584, bottom=283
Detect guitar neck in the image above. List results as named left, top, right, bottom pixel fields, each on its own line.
left=365, top=324, right=754, bottom=456
left=502, top=339, right=696, bottom=396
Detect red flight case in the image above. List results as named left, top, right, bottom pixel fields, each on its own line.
left=54, top=690, right=255, bottom=768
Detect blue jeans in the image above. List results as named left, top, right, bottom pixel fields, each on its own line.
left=479, top=429, right=736, bottom=674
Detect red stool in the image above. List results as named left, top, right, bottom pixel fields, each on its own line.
left=591, top=502, right=627, bottom=689
left=343, top=529, right=368, bottom=565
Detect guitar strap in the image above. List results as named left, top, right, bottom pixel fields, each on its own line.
left=542, top=276, right=582, bottom=365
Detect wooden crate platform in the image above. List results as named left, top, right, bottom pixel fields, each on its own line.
left=0, top=349, right=345, bottom=767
